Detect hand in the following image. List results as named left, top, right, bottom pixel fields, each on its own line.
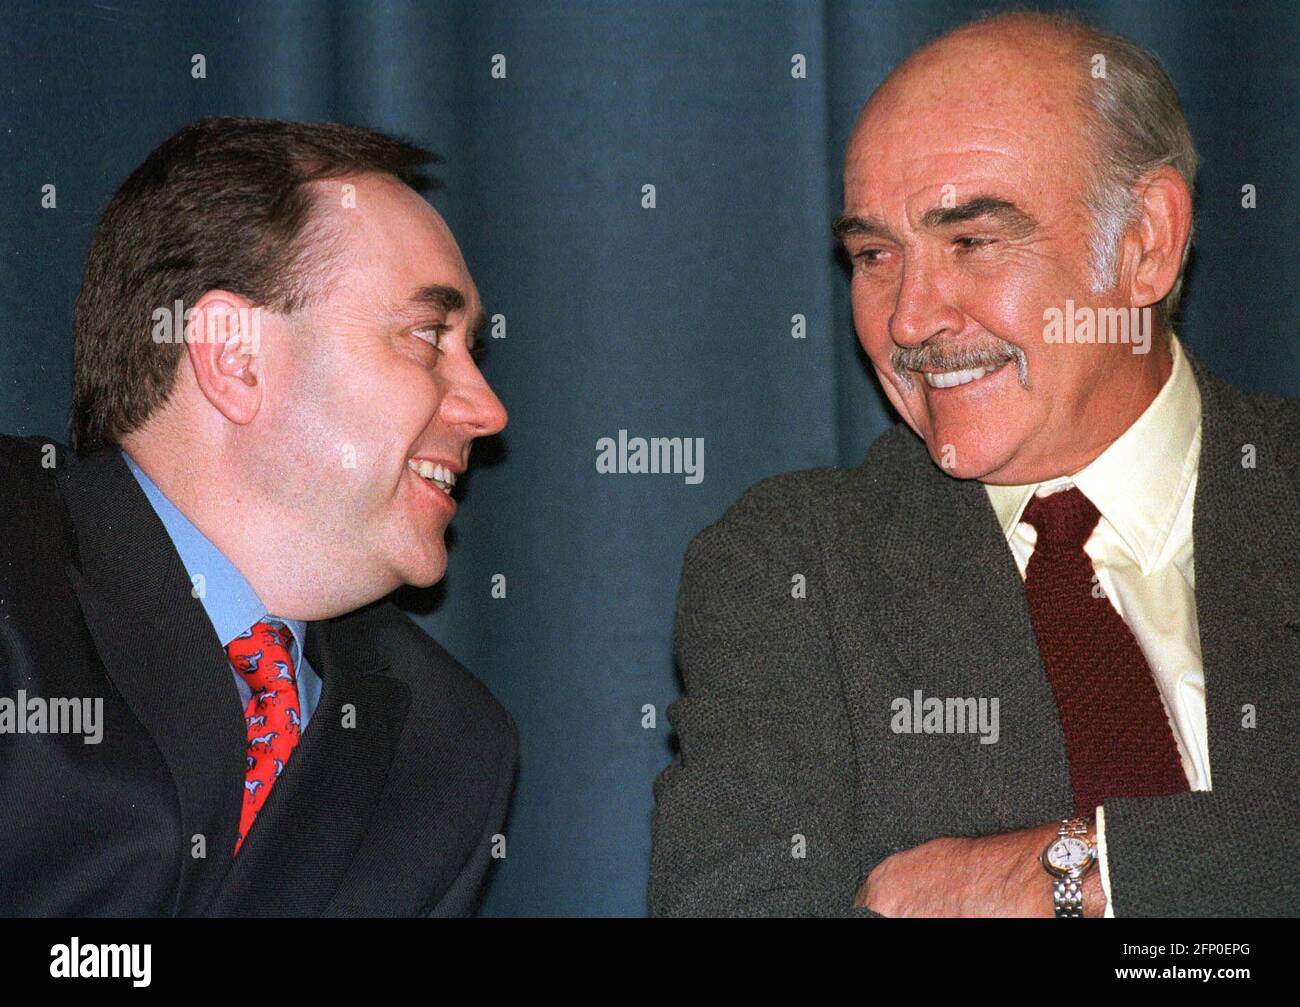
left=853, top=820, right=1104, bottom=917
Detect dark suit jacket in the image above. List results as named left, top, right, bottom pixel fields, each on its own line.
left=649, top=349, right=1300, bottom=917
left=0, top=435, right=517, bottom=916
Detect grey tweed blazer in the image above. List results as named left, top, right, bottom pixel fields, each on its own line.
left=649, top=349, right=1299, bottom=917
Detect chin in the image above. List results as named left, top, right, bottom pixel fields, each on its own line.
left=395, top=543, right=447, bottom=589
left=403, top=553, right=448, bottom=588
left=922, top=429, right=1018, bottom=482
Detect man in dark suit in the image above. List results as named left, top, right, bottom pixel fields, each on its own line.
left=650, top=12, right=1299, bottom=917
left=0, top=117, right=515, bottom=915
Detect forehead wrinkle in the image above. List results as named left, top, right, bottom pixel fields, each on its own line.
left=848, top=141, right=1052, bottom=196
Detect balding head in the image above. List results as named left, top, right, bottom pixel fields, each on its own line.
left=867, top=12, right=1084, bottom=118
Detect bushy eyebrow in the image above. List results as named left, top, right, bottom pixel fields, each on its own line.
left=831, top=213, right=893, bottom=242
left=410, top=284, right=465, bottom=313
left=921, top=196, right=1038, bottom=235
left=832, top=195, right=1038, bottom=244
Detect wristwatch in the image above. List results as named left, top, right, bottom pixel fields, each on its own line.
left=1040, top=817, right=1097, bottom=918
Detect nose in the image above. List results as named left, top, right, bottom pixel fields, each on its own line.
left=440, top=357, right=508, bottom=439
left=888, top=256, right=964, bottom=349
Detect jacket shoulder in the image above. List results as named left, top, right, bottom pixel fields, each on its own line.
left=0, top=433, right=69, bottom=496
left=1198, top=367, right=1300, bottom=490
left=1219, top=380, right=1300, bottom=446
left=0, top=434, right=77, bottom=569
left=693, top=422, right=921, bottom=548
left=334, top=600, right=517, bottom=755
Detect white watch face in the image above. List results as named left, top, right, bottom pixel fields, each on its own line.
left=1048, top=836, right=1091, bottom=870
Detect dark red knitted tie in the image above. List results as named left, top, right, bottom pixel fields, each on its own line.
left=1021, top=487, right=1189, bottom=815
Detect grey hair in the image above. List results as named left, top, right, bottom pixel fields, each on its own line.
left=1071, top=21, right=1198, bottom=330
left=959, top=12, right=1199, bottom=333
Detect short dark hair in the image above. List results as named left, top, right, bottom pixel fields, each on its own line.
left=71, top=116, right=438, bottom=454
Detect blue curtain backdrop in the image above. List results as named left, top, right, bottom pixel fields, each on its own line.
left=2, top=0, right=1296, bottom=916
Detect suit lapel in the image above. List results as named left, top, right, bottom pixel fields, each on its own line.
left=205, top=614, right=410, bottom=916
left=1184, top=350, right=1300, bottom=787
left=824, top=433, right=1073, bottom=830
left=59, top=447, right=247, bottom=916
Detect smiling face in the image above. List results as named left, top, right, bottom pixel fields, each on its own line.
left=838, top=24, right=1170, bottom=484
left=238, top=173, right=506, bottom=608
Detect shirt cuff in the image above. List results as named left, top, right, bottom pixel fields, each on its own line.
left=1096, top=804, right=1115, bottom=918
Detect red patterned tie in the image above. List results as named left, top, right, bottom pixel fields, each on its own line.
left=225, top=620, right=302, bottom=854
left=1021, top=487, right=1189, bottom=815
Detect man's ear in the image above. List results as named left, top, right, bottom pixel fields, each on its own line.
left=1128, top=165, right=1193, bottom=310
left=183, top=290, right=266, bottom=426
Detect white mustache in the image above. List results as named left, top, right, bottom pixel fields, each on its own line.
left=890, top=341, right=1030, bottom=391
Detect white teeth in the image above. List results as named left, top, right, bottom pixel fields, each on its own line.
left=922, top=362, right=1004, bottom=389
left=407, top=458, right=457, bottom=494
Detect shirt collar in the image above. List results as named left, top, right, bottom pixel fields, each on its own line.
left=120, top=449, right=307, bottom=663
left=984, top=332, right=1202, bottom=574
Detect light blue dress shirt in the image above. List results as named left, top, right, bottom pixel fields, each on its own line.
left=121, top=450, right=322, bottom=728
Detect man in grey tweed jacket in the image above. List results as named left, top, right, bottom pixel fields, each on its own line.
left=649, top=13, right=1299, bottom=917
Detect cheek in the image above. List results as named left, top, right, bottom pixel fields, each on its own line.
left=366, top=357, right=443, bottom=431
left=973, top=248, right=1093, bottom=340
left=291, top=355, right=435, bottom=487
left=851, top=282, right=896, bottom=366
left=960, top=272, right=1057, bottom=366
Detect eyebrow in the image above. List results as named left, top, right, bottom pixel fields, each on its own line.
left=408, top=284, right=487, bottom=349
left=920, top=196, right=1038, bottom=235
left=831, top=195, right=1039, bottom=243
left=831, top=212, right=893, bottom=242
left=411, top=283, right=466, bottom=314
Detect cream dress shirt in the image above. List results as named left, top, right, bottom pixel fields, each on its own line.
left=982, top=333, right=1208, bottom=918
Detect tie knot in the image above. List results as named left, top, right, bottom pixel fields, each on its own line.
left=226, top=619, right=297, bottom=693
left=1020, top=487, right=1101, bottom=552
